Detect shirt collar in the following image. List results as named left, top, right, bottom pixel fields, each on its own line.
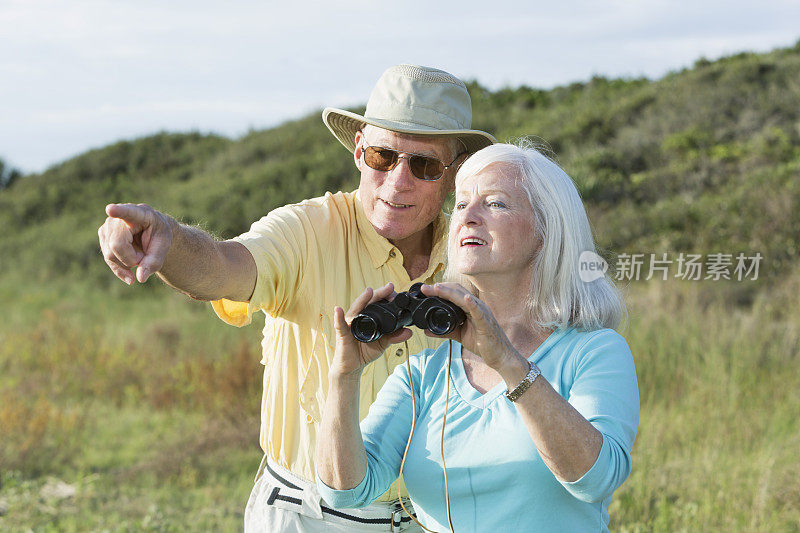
left=426, top=212, right=449, bottom=278
left=354, top=189, right=448, bottom=275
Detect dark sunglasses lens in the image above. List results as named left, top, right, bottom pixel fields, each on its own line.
left=410, top=156, right=444, bottom=181
left=364, top=147, right=397, bottom=171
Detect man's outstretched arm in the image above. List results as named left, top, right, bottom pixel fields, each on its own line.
left=98, top=203, right=256, bottom=302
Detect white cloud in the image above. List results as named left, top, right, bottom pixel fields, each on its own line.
left=1, top=0, right=798, bottom=172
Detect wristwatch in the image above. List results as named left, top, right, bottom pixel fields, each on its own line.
left=504, top=360, right=541, bottom=402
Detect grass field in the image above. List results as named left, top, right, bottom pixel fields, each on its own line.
left=1, top=273, right=799, bottom=531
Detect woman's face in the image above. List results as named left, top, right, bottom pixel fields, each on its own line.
left=450, top=163, right=540, bottom=280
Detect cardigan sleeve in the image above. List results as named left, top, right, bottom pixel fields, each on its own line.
left=560, top=330, right=640, bottom=503
left=317, top=351, right=428, bottom=508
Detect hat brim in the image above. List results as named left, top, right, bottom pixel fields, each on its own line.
left=323, top=107, right=497, bottom=155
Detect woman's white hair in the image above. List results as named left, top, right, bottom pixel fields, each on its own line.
left=445, top=141, right=626, bottom=331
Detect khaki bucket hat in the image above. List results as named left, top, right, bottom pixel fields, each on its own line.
left=323, top=64, right=496, bottom=155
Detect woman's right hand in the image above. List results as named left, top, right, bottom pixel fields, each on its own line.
left=330, top=283, right=413, bottom=380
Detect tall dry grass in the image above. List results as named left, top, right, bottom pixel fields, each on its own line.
left=1, top=274, right=798, bottom=530
left=613, top=276, right=800, bottom=531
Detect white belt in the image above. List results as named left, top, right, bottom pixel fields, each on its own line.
left=258, top=455, right=416, bottom=530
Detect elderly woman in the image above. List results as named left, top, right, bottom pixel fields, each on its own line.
left=315, top=143, right=639, bottom=532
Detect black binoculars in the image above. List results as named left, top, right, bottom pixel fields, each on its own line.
left=350, top=283, right=466, bottom=343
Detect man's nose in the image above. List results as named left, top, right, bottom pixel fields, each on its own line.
left=384, top=156, right=416, bottom=191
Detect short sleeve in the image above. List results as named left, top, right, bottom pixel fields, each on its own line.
left=560, top=330, right=640, bottom=503
left=211, top=205, right=309, bottom=327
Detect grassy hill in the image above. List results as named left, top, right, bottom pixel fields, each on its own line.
left=2, top=41, right=799, bottom=288
left=1, top=42, right=799, bottom=530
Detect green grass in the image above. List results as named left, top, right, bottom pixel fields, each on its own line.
left=2, top=273, right=799, bottom=531
left=0, top=406, right=256, bottom=531
left=610, top=276, right=800, bottom=531
left=0, top=277, right=264, bottom=531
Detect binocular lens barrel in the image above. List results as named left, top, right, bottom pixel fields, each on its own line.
left=351, top=315, right=382, bottom=343
left=425, top=307, right=457, bottom=335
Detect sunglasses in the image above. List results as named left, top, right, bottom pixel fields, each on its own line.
left=360, top=143, right=459, bottom=181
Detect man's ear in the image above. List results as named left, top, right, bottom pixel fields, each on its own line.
left=454, top=151, right=471, bottom=170
left=353, top=130, right=364, bottom=171
left=444, top=151, right=471, bottom=190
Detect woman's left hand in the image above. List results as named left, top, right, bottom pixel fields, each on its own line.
left=420, top=282, right=519, bottom=370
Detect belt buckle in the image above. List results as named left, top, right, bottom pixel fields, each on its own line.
left=391, top=502, right=403, bottom=532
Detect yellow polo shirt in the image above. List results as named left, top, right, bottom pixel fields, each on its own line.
left=211, top=190, right=447, bottom=501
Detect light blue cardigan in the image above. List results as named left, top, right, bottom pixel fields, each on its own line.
left=318, top=328, right=639, bottom=532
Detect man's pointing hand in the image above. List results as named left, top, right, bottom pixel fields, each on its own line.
left=98, top=203, right=174, bottom=285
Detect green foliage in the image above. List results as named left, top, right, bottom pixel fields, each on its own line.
left=0, top=157, right=22, bottom=189
left=2, top=44, right=799, bottom=286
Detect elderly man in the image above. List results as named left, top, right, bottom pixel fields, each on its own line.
left=98, top=64, right=495, bottom=532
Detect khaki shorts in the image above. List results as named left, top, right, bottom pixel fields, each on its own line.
left=244, top=455, right=423, bottom=532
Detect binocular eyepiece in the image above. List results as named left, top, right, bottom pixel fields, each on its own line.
left=350, top=283, right=466, bottom=343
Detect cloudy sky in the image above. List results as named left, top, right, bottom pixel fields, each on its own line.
left=2, top=0, right=799, bottom=173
